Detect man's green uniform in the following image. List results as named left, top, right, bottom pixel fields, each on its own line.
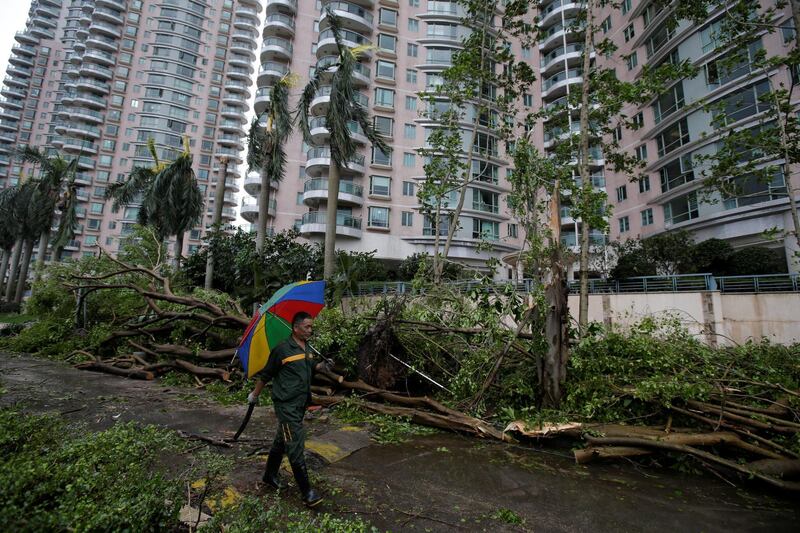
left=256, top=336, right=315, bottom=467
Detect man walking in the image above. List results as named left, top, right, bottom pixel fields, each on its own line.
left=247, top=311, right=329, bottom=507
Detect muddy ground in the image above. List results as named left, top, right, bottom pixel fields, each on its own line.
left=1, top=352, right=797, bottom=532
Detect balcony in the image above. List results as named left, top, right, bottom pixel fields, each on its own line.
left=76, top=78, right=110, bottom=94
left=60, top=137, right=98, bottom=154
left=0, top=97, right=23, bottom=110
left=89, top=21, right=122, bottom=38
left=263, top=13, right=295, bottom=37
left=80, top=63, right=113, bottom=80
left=94, top=7, right=124, bottom=24
left=73, top=92, right=107, bottom=108
left=539, top=19, right=584, bottom=52
left=230, top=39, right=257, bottom=57
left=235, top=5, right=260, bottom=19
left=320, top=2, right=374, bottom=34
left=1, top=86, right=25, bottom=99
left=306, top=147, right=366, bottom=176
left=0, top=132, right=16, bottom=143
left=540, top=43, right=587, bottom=75
left=420, top=2, right=466, bottom=21
left=7, top=65, right=32, bottom=78
left=223, top=92, right=248, bottom=106
left=224, top=79, right=251, bottom=95
left=11, top=44, right=36, bottom=57
left=303, top=178, right=364, bottom=206
left=232, top=29, right=259, bottom=44
left=308, top=117, right=368, bottom=145
left=254, top=86, right=271, bottom=114
left=541, top=68, right=582, bottom=99
left=96, top=0, right=125, bottom=9
left=14, top=31, right=37, bottom=45
left=221, top=106, right=247, bottom=122
left=76, top=155, right=96, bottom=170
left=3, top=75, right=28, bottom=89
left=317, top=28, right=371, bottom=58
left=310, top=86, right=369, bottom=115
left=261, top=37, right=293, bottom=61
left=539, top=1, right=585, bottom=29
left=257, top=62, right=289, bottom=85
left=66, top=123, right=102, bottom=139
left=266, top=0, right=298, bottom=16
left=66, top=107, right=105, bottom=124
left=228, top=53, right=254, bottom=69
left=316, top=56, right=371, bottom=85
left=219, top=120, right=246, bottom=135
left=29, top=26, right=55, bottom=40
left=300, top=211, right=362, bottom=239
left=84, top=48, right=115, bottom=66
left=8, top=54, right=34, bottom=68
left=87, top=33, right=117, bottom=51
left=0, top=109, right=21, bottom=121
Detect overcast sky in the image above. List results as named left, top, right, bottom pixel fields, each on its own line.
left=0, top=3, right=32, bottom=86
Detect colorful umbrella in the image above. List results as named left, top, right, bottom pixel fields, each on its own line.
left=236, top=280, right=326, bottom=378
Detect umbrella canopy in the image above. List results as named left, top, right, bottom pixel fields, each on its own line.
left=236, top=280, right=326, bottom=377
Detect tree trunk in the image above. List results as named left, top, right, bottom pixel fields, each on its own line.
left=323, top=162, right=341, bottom=280
left=543, top=243, right=569, bottom=407
left=0, top=249, right=10, bottom=291
left=4, top=239, right=23, bottom=302
left=174, top=233, right=185, bottom=268
left=256, top=164, right=272, bottom=253
left=577, top=0, right=595, bottom=336
left=14, top=239, right=35, bottom=304
left=34, top=231, right=49, bottom=282
left=205, top=158, right=228, bottom=290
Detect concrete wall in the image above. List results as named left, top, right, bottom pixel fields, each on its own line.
left=568, top=292, right=800, bottom=346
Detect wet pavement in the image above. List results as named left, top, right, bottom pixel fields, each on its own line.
left=1, top=353, right=797, bottom=532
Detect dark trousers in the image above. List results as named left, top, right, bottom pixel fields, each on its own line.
left=270, top=395, right=307, bottom=466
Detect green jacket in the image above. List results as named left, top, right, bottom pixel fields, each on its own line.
left=256, top=336, right=315, bottom=403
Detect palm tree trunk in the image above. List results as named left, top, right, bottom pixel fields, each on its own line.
left=256, top=171, right=272, bottom=253
left=174, top=233, right=185, bottom=268
left=0, top=250, right=10, bottom=290
left=323, top=162, right=341, bottom=279
left=4, top=239, right=23, bottom=302
left=35, top=231, right=49, bottom=281
left=205, top=158, right=228, bottom=289
left=14, top=239, right=35, bottom=304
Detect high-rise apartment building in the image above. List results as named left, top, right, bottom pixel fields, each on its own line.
left=586, top=0, right=798, bottom=274
left=247, top=1, right=526, bottom=277
left=0, top=0, right=262, bottom=261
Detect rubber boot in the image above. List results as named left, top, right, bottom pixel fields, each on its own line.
left=291, top=462, right=324, bottom=507
left=262, top=449, right=285, bottom=490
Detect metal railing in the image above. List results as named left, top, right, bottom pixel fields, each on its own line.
left=355, top=273, right=800, bottom=297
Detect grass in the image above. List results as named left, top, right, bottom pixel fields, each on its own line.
left=0, top=313, right=34, bottom=324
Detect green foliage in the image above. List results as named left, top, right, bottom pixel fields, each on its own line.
left=202, top=493, right=377, bottom=532
left=332, top=398, right=437, bottom=444
left=0, top=410, right=183, bottom=532
left=490, top=508, right=524, bottom=526
left=725, top=246, right=788, bottom=275
left=312, top=307, right=371, bottom=377
left=397, top=253, right=463, bottom=281
left=0, top=313, right=34, bottom=324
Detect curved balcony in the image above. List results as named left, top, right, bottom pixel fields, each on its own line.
left=60, top=137, right=98, bottom=154
left=83, top=48, right=115, bottom=66
left=316, top=56, right=371, bottom=85
left=306, top=147, right=366, bottom=176
left=35, top=4, right=59, bottom=18
left=96, top=0, right=126, bottom=9
left=94, top=7, right=124, bottom=25
left=65, top=123, right=102, bottom=139
left=223, top=92, right=248, bottom=106
left=76, top=155, right=96, bottom=170
left=0, top=108, right=21, bottom=121
left=254, top=86, right=271, bottom=114
left=0, top=97, right=23, bottom=110
left=89, top=21, right=122, bottom=39
left=73, top=40, right=86, bottom=53
left=233, top=29, right=259, bottom=45
left=0, top=119, right=19, bottom=132
left=309, top=86, right=369, bottom=115
left=420, top=2, right=466, bottom=21
left=14, top=31, right=37, bottom=45
left=215, top=146, right=244, bottom=164
left=538, top=19, right=584, bottom=52
left=317, top=28, right=371, bottom=58
left=219, top=119, right=246, bottom=136
left=230, top=39, right=257, bottom=58
left=228, top=53, right=254, bottom=70
left=266, top=0, right=298, bottom=16
left=263, top=13, right=295, bottom=37
left=240, top=0, right=265, bottom=10
left=76, top=78, right=110, bottom=94
left=0, top=132, right=16, bottom=143
left=9, top=54, right=34, bottom=68
left=1, top=87, right=25, bottom=99
left=3, top=75, right=29, bottom=89
left=217, top=133, right=244, bottom=148
left=541, top=68, right=582, bottom=100
left=233, top=15, right=259, bottom=31
left=242, top=172, right=280, bottom=195
left=539, top=0, right=585, bottom=29
left=257, top=62, right=289, bottom=85
left=224, top=177, right=240, bottom=193
left=224, top=79, right=251, bottom=95
left=308, top=117, right=368, bottom=145
left=80, top=63, right=113, bottom=80
left=320, top=2, right=374, bottom=34
left=221, top=106, right=247, bottom=122
left=240, top=199, right=277, bottom=223
left=66, top=107, right=105, bottom=124
left=540, top=43, right=587, bottom=75
left=11, top=44, right=36, bottom=57
left=260, top=37, right=293, bottom=61
left=303, top=178, right=364, bottom=206
left=29, top=26, right=55, bottom=40
left=7, top=65, right=32, bottom=78
left=86, top=34, right=117, bottom=51
left=33, top=14, right=58, bottom=29
left=300, top=211, right=362, bottom=239
left=72, top=91, right=109, bottom=109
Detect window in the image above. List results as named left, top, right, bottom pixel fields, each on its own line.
left=409, top=0, right=420, bottom=6
left=635, top=144, right=648, bottom=161
left=379, top=8, right=398, bottom=27
left=405, top=96, right=417, bottom=111
left=402, top=181, right=415, bottom=196
left=656, top=118, right=689, bottom=157
left=722, top=167, right=788, bottom=210
left=372, top=146, right=392, bottom=166
left=373, top=116, right=394, bottom=136
left=377, top=34, right=396, bottom=53
left=522, top=47, right=531, bottom=59
left=622, top=0, right=632, bottom=14
left=619, top=216, right=630, bottom=233
left=508, top=223, right=518, bottom=238
left=664, top=192, right=699, bottom=225
left=406, top=69, right=417, bottom=84
left=653, top=82, right=685, bottom=124
left=296, top=192, right=303, bottom=205
left=99, top=155, right=113, bottom=166
left=523, top=93, right=533, bottom=107
left=403, top=152, right=415, bottom=167
left=369, top=175, right=391, bottom=196
left=624, top=24, right=635, bottom=42
left=616, top=185, right=627, bottom=202
left=376, top=60, right=396, bottom=80
left=404, top=123, right=416, bottom=139
left=601, top=16, right=611, bottom=34
left=374, top=87, right=395, bottom=108
left=407, top=43, right=418, bottom=57
left=659, top=154, right=695, bottom=192
left=712, top=80, right=770, bottom=125
left=407, top=18, right=418, bottom=31
left=84, top=236, right=98, bottom=246
left=368, top=206, right=390, bottom=228
left=626, top=51, right=638, bottom=70
left=639, top=175, right=651, bottom=193
left=641, top=208, right=654, bottom=226
left=646, top=24, right=675, bottom=58
left=632, top=112, right=644, bottom=129
left=90, top=202, right=104, bottom=214
left=401, top=211, right=413, bottom=226
left=613, top=125, right=623, bottom=142
left=472, top=219, right=499, bottom=241
left=87, top=219, right=101, bottom=230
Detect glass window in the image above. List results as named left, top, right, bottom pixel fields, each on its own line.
left=372, top=146, right=392, bottom=166
left=407, top=18, right=418, bottom=31
left=403, top=152, right=415, bottom=167
left=402, top=181, right=415, bottom=196
left=404, top=123, right=416, bottom=139
left=376, top=60, right=396, bottom=80
left=407, top=43, right=418, bottom=57
left=641, top=208, right=654, bottom=226
left=379, top=8, right=398, bottom=27
left=401, top=211, right=413, bottom=226
left=373, top=116, right=393, bottom=136
left=616, top=185, right=627, bottom=202
left=369, top=175, right=391, bottom=196
left=368, top=206, right=390, bottom=228
left=619, top=216, right=630, bottom=232
left=374, top=88, right=395, bottom=108
left=406, top=69, right=417, bottom=84
left=639, top=175, right=651, bottom=193
left=377, top=34, right=396, bottom=52
left=405, top=96, right=417, bottom=110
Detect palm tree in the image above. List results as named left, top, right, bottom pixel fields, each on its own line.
left=247, top=75, right=295, bottom=253
left=297, top=7, right=389, bottom=279
left=107, top=137, right=204, bottom=266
